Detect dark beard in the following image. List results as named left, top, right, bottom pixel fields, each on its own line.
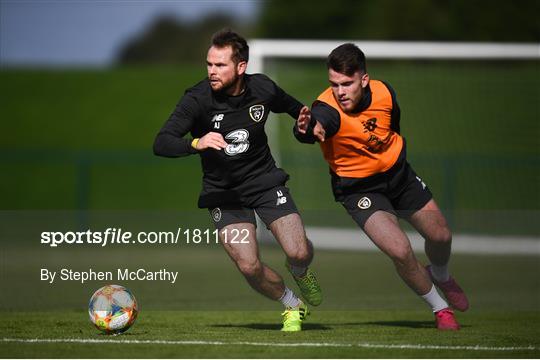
left=212, top=75, right=242, bottom=96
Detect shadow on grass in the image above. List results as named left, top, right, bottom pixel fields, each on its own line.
left=211, top=323, right=332, bottom=331
left=96, top=330, right=150, bottom=336
left=363, top=320, right=434, bottom=329
left=360, top=320, right=470, bottom=329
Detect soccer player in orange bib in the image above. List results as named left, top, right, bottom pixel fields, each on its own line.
left=294, top=43, right=469, bottom=330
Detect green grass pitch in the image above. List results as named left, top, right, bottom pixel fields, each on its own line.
left=2, top=310, right=538, bottom=358
left=1, top=60, right=538, bottom=357
left=1, top=245, right=539, bottom=358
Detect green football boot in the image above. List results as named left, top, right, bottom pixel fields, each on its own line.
left=281, top=302, right=309, bottom=332
left=286, top=262, right=323, bottom=306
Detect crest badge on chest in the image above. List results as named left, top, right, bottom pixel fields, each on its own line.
left=249, top=104, right=265, bottom=122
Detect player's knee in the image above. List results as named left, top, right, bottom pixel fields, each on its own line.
left=289, top=250, right=311, bottom=265
left=389, top=246, right=414, bottom=265
left=430, top=227, right=452, bottom=244
left=237, top=259, right=263, bottom=278
left=288, top=243, right=312, bottom=265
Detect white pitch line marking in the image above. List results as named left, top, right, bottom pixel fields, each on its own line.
left=1, top=338, right=537, bottom=352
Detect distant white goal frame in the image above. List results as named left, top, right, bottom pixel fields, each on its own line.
left=248, top=40, right=540, bottom=73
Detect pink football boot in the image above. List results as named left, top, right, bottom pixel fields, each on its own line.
left=435, top=308, right=460, bottom=330
left=426, top=265, right=469, bottom=312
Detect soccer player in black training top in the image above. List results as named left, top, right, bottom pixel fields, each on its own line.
left=153, top=29, right=321, bottom=331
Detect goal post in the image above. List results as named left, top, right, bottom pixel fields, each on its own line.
left=248, top=40, right=539, bottom=66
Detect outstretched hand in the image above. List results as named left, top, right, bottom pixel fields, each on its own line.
left=197, top=132, right=228, bottom=151
left=313, top=121, right=326, bottom=142
left=296, top=106, right=311, bottom=134
left=296, top=106, right=325, bottom=142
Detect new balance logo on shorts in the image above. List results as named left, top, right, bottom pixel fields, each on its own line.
left=416, top=176, right=427, bottom=190
left=276, top=190, right=287, bottom=206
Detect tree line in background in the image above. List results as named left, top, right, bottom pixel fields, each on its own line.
left=118, top=0, right=540, bottom=65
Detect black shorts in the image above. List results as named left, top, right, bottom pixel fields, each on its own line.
left=341, top=161, right=432, bottom=228
left=208, top=185, right=299, bottom=230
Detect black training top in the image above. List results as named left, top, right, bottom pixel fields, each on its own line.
left=153, top=73, right=303, bottom=208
